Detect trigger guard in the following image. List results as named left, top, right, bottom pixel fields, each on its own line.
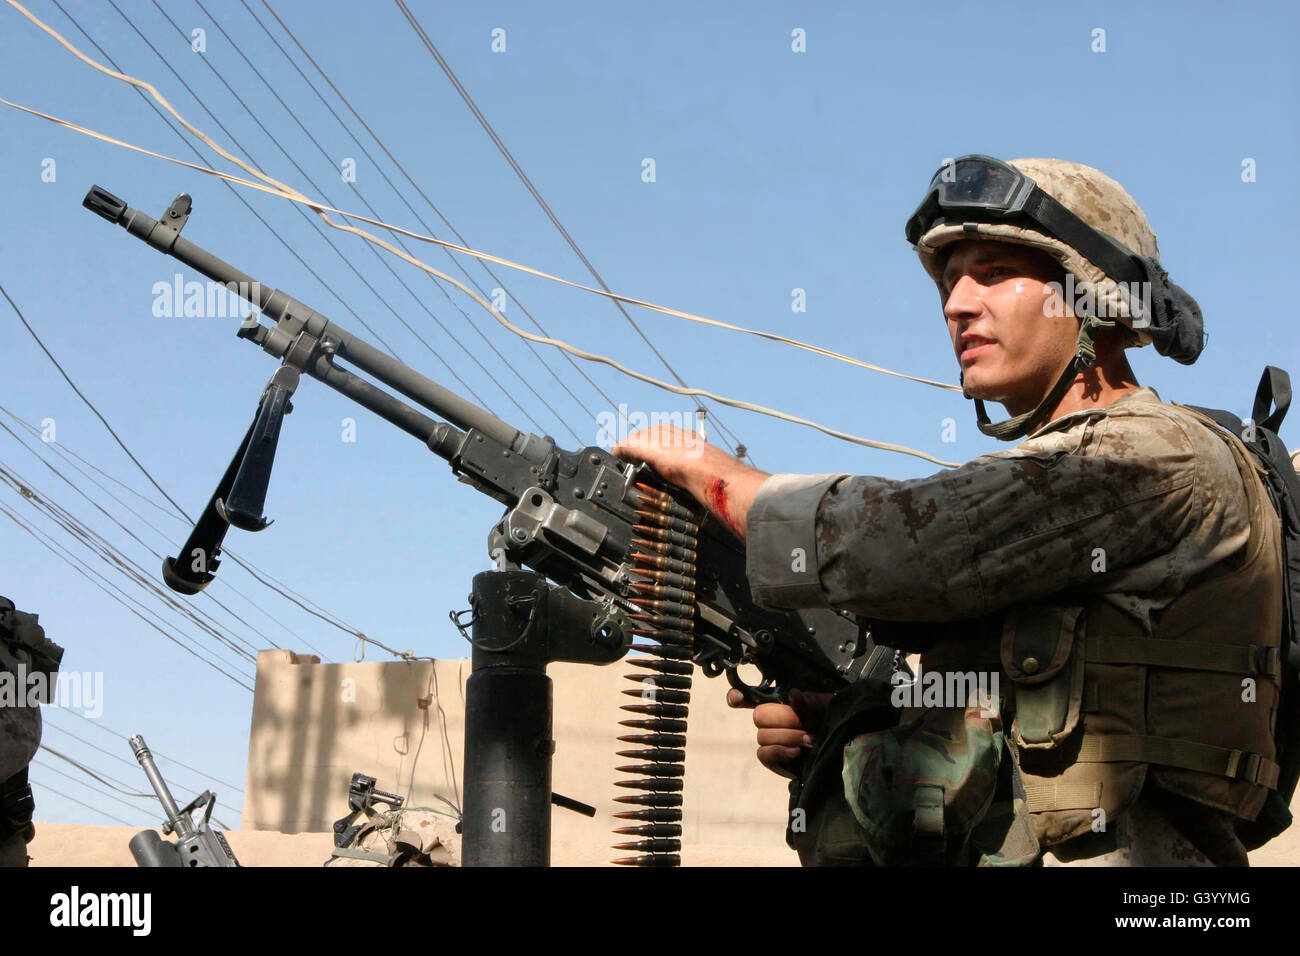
left=725, top=667, right=783, bottom=706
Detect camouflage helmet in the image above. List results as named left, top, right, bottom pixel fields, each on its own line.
left=913, top=158, right=1160, bottom=345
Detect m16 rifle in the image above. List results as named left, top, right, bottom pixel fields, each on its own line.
left=85, top=185, right=896, bottom=866
left=127, top=735, right=239, bottom=867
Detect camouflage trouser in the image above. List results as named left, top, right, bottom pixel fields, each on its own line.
left=0, top=702, right=41, bottom=867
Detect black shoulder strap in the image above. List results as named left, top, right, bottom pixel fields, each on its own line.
left=1254, top=366, right=1291, bottom=435
left=1190, top=366, right=1292, bottom=447
left=1187, top=404, right=1246, bottom=437
left=1185, top=368, right=1300, bottom=670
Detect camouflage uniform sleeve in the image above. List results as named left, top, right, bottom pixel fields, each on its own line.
left=745, top=406, right=1239, bottom=622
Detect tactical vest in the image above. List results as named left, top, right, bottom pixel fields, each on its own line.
left=919, top=405, right=1284, bottom=849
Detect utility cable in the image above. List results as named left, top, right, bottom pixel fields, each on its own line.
left=0, top=98, right=959, bottom=466
left=27, top=774, right=141, bottom=827
left=39, top=745, right=154, bottom=799
left=394, top=0, right=755, bottom=459
left=143, top=0, right=549, bottom=434
left=42, top=718, right=244, bottom=810
left=0, top=6, right=960, bottom=394
left=2, top=277, right=400, bottom=654
left=0, top=419, right=274, bottom=658
left=32, top=760, right=162, bottom=822
left=38, top=745, right=235, bottom=830
left=0, top=457, right=260, bottom=667
left=0, top=404, right=319, bottom=656
left=194, top=0, right=586, bottom=444
left=44, top=4, right=588, bottom=654
left=0, top=503, right=256, bottom=690
left=256, top=0, right=617, bottom=425
left=0, top=465, right=260, bottom=671
left=3, top=0, right=966, bottom=464
left=61, top=707, right=245, bottom=794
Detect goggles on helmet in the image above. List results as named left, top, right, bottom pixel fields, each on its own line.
left=905, top=155, right=1145, bottom=286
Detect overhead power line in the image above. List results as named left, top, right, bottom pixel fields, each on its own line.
left=14, top=0, right=966, bottom=403
left=32, top=760, right=157, bottom=823
left=27, top=774, right=142, bottom=828
left=0, top=496, right=257, bottom=690
left=40, top=745, right=153, bottom=799
left=39, top=745, right=235, bottom=830
left=144, top=0, right=575, bottom=441
left=60, top=707, right=246, bottom=794
left=392, top=0, right=755, bottom=462
left=0, top=404, right=319, bottom=656
left=194, top=0, right=589, bottom=445
left=3, top=273, right=399, bottom=654
left=256, top=0, right=622, bottom=424
left=0, top=419, right=272, bottom=659
left=0, top=456, right=259, bottom=669
left=7, top=0, right=963, bottom=469
left=41, top=718, right=244, bottom=810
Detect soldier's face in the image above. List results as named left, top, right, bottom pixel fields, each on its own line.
left=940, top=240, right=1076, bottom=414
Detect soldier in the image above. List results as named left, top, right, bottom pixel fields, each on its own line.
left=0, top=597, right=57, bottom=867
left=613, top=156, right=1285, bottom=866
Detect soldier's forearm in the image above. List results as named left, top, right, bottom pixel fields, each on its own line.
left=681, top=460, right=770, bottom=541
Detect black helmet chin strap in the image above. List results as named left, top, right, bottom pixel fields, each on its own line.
left=969, top=315, right=1116, bottom=441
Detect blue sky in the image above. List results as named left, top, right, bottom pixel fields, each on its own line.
left=1, top=0, right=1296, bottom=827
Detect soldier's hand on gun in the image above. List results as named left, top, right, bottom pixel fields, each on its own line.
left=612, top=424, right=771, bottom=541
left=612, top=424, right=728, bottom=490
left=726, top=687, right=833, bottom=779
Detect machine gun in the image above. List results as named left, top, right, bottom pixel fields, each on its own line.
left=86, top=185, right=897, bottom=865
left=127, top=735, right=239, bottom=867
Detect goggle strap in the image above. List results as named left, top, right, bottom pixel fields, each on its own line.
left=1020, top=189, right=1145, bottom=285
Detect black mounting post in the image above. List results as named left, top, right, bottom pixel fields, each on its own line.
left=459, top=569, right=627, bottom=867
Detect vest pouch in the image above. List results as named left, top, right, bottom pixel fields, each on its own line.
left=785, top=676, right=899, bottom=866
left=841, top=706, right=1033, bottom=866
left=1001, top=604, right=1085, bottom=751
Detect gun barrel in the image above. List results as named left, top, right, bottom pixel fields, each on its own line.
left=129, top=735, right=195, bottom=839
left=85, top=185, right=524, bottom=450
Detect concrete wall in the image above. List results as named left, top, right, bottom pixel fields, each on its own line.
left=240, top=649, right=799, bottom=862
